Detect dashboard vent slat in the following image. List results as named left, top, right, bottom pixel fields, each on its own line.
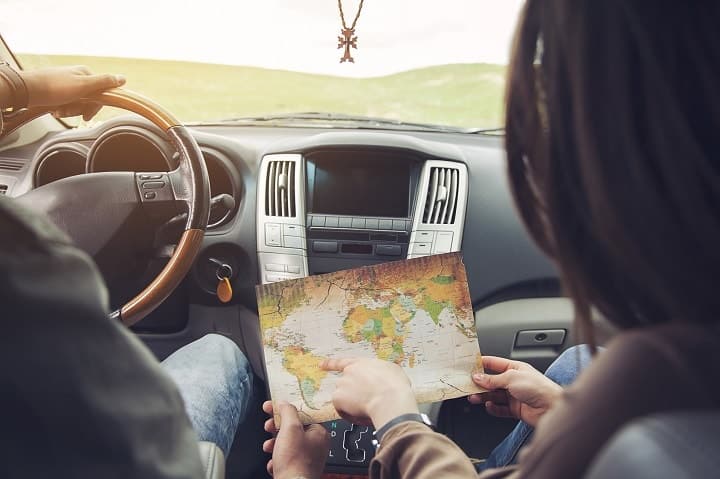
left=0, top=158, right=24, bottom=171
left=423, top=166, right=461, bottom=225
left=265, top=160, right=296, bottom=217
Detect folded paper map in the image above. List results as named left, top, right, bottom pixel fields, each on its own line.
left=256, top=252, right=484, bottom=425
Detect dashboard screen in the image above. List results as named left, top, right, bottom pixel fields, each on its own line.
left=310, top=156, right=411, bottom=217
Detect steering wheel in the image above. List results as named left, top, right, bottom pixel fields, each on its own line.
left=6, top=89, right=210, bottom=327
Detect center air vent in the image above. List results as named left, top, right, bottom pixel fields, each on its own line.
left=0, top=158, right=24, bottom=172
left=423, top=166, right=460, bottom=224
left=265, top=160, right=296, bottom=217
left=0, top=185, right=7, bottom=195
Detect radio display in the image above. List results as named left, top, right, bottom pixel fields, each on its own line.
left=307, top=153, right=413, bottom=218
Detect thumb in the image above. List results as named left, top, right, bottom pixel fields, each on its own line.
left=275, top=401, right=302, bottom=434
left=473, top=371, right=513, bottom=390
left=305, top=423, right=330, bottom=448
left=84, top=73, right=126, bottom=91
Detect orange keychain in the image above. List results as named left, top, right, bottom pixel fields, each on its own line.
left=217, top=276, right=233, bottom=303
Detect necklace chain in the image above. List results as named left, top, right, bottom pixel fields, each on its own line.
left=338, top=0, right=364, bottom=30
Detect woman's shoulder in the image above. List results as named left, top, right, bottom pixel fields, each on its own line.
left=512, top=321, right=720, bottom=478
left=606, top=321, right=720, bottom=387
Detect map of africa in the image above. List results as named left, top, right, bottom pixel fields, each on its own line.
left=256, top=252, right=484, bottom=424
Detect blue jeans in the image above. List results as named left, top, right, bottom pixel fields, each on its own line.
left=161, top=334, right=254, bottom=457
left=478, top=345, right=596, bottom=471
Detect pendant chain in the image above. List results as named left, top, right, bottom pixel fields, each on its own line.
left=338, top=0, right=364, bottom=30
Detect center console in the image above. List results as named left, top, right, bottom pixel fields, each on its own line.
left=256, top=146, right=468, bottom=473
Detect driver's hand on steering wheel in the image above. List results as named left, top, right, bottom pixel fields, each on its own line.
left=20, top=65, right=126, bottom=120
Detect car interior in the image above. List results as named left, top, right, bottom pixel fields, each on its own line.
left=1, top=2, right=714, bottom=478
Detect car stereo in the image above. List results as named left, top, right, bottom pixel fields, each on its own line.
left=304, top=149, right=420, bottom=274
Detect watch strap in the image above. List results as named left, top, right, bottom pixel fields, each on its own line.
left=373, top=413, right=432, bottom=445
left=0, top=62, right=28, bottom=111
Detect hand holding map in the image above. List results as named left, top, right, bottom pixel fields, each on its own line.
left=256, top=252, right=485, bottom=425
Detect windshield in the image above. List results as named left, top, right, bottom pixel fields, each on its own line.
left=1, top=0, right=522, bottom=130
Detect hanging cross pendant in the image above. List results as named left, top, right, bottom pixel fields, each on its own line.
left=338, top=28, right=357, bottom=63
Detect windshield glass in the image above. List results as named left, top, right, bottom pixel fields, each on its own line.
left=1, top=0, right=522, bottom=130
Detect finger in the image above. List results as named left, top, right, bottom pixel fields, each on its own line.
left=482, top=356, right=518, bottom=374
left=262, top=437, right=276, bottom=453
left=320, top=357, right=358, bottom=372
left=485, top=401, right=514, bottom=418
left=75, top=65, right=92, bottom=75
left=334, top=407, right=372, bottom=426
left=53, top=105, right=82, bottom=118
left=82, top=102, right=103, bottom=122
left=468, top=394, right=484, bottom=405
left=277, top=401, right=302, bottom=430
left=473, top=370, right=514, bottom=390
left=264, top=417, right=277, bottom=434
left=262, top=400, right=274, bottom=415
left=83, top=73, right=126, bottom=92
left=266, top=459, right=273, bottom=476
left=306, top=423, right=330, bottom=447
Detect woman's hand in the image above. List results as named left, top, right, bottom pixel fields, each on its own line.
left=21, top=65, right=126, bottom=120
left=262, top=401, right=329, bottom=479
left=321, top=358, right=419, bottom=429
left=468, top=356, right=562, bottom=427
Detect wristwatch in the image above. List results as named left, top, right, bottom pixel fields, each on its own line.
left=372, top=413, right=433, bottom=448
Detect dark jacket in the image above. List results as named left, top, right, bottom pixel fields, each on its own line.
left=0, top=197, right=204, bottom=478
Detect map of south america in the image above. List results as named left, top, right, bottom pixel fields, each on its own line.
left=257, top=252, right=484, bottom=424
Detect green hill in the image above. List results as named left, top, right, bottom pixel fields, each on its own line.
left=16, top=54, right=506, bottom=129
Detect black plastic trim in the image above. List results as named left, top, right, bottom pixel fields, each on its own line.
left=167, top=126, right=210, bottom=230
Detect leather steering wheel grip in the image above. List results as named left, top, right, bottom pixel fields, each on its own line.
left=4, top=89, right=211, bottom=327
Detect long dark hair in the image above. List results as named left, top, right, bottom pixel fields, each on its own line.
left=505, top=0, right=720, bottom=343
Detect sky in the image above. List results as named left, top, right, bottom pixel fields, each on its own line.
left=0, top=0, right=524, bottom=78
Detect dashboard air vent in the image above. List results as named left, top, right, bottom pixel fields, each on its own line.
left=265, top=160, right=296, bottom=217
left=0, top=158, right=24, bottom=172
left=423, top=166, right=460, bottom=224
left=0, top=185, right=7, bottom=195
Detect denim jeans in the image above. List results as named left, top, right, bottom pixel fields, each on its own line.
left=161, top=334, right=254, bottom=457
left=478, top=345, right=596, bottom=471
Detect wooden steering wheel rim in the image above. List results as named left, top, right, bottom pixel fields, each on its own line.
left=5, top=89, right=211, bottom=327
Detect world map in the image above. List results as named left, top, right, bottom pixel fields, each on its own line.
left=256, top=252, right=484, bottom=424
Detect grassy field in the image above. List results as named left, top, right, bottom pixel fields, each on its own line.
left=17, top=54, right=506, bottom=129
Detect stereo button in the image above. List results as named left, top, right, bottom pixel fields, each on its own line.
left=313, top=241, right=338, bottom=253
left=378, top=219, right=393, bottom=230
left=287, top=265, right=302, bottom=274
left=284, top=236, right=304, bottom=249
left=325, top=216, right=339, bottom=228
left=338, top=217, right=352, bottom=228
left=376, top=245, right=401, bottom=256
left=351, top=218, right=366, bottom=229
left=412, top=242, right=432, bottom=255
left=283, top=224, right=304, bottom=237
left=433, top=232, right=454, bottom=253
left=266, top=273, right=291, bottom=283
left=365, top=218, right=379, bottom=230
left=392, top=220, right=407, bottom=231
left=265, top=263, right=286, bottom=272
left=265, top=224, right=282, bottom=247
left=416, top=231, right=435, bottom=241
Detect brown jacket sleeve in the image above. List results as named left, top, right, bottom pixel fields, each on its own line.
left=370, top=422, right=479, bottom=478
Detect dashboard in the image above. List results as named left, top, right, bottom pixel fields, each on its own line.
left=0, top=115, right=557, bottom=312
left=0, top=115, right=563, bottom=474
